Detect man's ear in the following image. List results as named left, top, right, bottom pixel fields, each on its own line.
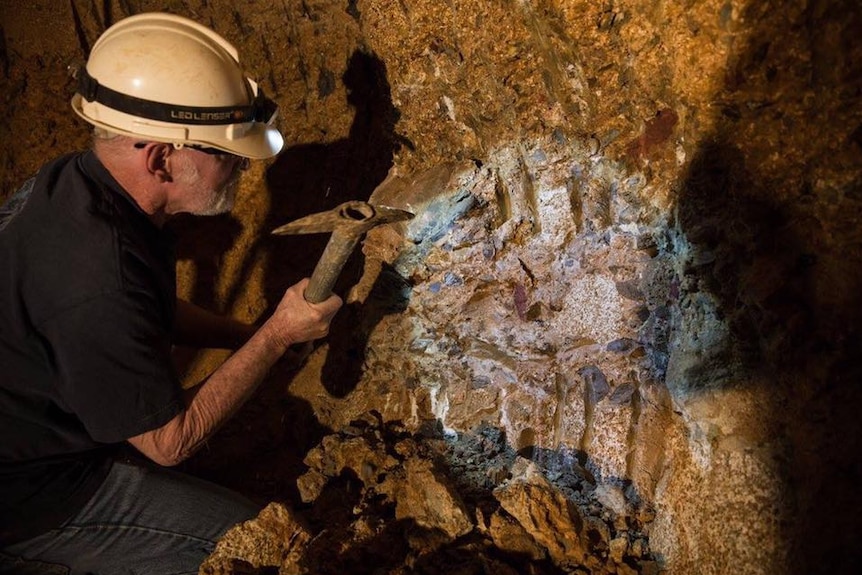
left=144, top=143, right=173, bottom=183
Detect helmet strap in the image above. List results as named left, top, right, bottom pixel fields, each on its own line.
left=76, top=66, right=277, bottom=127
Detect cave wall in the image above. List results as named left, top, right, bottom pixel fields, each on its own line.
left=2, top=1, right=861, bottom=573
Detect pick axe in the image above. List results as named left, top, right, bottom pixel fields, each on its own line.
left=271, top=201, right=415, bottom=303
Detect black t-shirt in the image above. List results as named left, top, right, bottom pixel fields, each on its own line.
left=0, top=151, right=184, bottom=545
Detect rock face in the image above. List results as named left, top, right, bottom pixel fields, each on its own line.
left=2, top=1, right=860, bottom=574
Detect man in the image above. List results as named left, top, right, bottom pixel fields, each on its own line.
left=0, top=12, right=342, bottom=573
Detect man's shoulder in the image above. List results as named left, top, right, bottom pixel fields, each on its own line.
left=3, top=154, right=140, bottom=319
left=19, top=154, right=119, bottom=264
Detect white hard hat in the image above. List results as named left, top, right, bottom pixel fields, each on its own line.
left=71, top=12, right=284, bottom=159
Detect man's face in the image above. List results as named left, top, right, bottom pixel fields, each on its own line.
left=173, top=149, right=248, bottom=216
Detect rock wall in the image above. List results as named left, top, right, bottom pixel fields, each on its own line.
left=2, top=1, right=860, bottom=573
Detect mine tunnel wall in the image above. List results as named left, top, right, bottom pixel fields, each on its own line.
left=2, top=1, right=860, bottom=573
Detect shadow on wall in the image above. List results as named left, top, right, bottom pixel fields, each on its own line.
left=674, top=142, right=812, bottom=387
left=170, top=212, right=244, bottom=311
left=259, top=49, right=409, bottom=398
left=674, top=138, right=862, bottom=575
left=175, top=49, right=408, bottom=397
left=667, top=0, right=862, bottom=571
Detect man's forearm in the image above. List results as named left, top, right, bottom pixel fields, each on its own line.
left=128, top=325, right=289, bottom=466
left=129, top=279, right=341, bottom=467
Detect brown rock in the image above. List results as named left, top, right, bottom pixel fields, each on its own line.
left=487, top=509, right=547, bottom=561
left=493, top=460, right=588, bottom=567
left=380, top=457, right=474, bottom=539
left=199, top=503, right=310, bottom=575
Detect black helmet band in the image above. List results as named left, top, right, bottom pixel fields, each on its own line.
left=75, top=66, right=277, bottom=126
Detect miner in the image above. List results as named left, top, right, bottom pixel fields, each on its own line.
left=0, top=12, right=342, bottom=573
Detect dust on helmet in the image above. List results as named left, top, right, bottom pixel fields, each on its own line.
left=71, top=12, right=284, bottom=159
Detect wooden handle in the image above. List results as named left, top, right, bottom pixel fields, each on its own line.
left=303, top=229, right=360, bottom=303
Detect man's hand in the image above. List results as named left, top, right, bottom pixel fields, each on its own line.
left=260, top=278, right=343, bottom=353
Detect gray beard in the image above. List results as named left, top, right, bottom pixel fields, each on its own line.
left=195, top=179, right=237, bottom=216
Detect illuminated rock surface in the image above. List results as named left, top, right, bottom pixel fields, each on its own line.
left=2, top=1, right=860, bottom=573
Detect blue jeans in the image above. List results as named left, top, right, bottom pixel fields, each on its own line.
left=0, top=458, right=260, bottom=575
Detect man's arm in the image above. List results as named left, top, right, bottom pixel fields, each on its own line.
left=128, top=279, right=341, bottom=466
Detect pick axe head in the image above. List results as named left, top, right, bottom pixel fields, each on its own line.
left=271, top=201, right=414, bottom=303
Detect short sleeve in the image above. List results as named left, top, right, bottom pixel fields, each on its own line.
left=39, top=289, right=184, bottom=443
